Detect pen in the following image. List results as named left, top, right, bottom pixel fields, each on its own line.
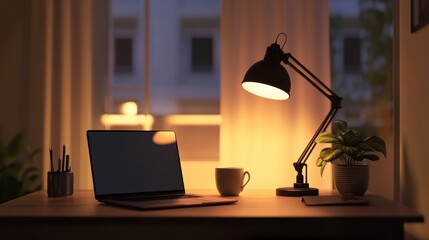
left=62, top=144, right=66, bottom=172
left=49, top=147, right=54, bottom=172
left=57, top=157, right=61, bottom=172
left=65, top=155, right=70, bottom=172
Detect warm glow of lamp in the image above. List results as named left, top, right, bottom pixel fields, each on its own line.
left=242, top=33, right=342, bottom=197
left=165, top=115, right=222, bottom=126
left=242, top=82, right=290, bottom=100
left=101, top=114, right=154, bottom=129
left=120, top=101, right=138, bottom=115
left=153, top=131, right=176, bottom=145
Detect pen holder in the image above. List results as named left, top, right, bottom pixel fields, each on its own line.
left=47, top=172, right=74, bottom=197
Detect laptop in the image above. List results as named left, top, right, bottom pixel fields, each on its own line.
left=87, top=130, right=237, bottom=210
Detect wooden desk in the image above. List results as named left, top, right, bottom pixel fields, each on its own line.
left=0, top=190, right=423, bottom=239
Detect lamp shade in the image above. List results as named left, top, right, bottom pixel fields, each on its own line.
left=242, top=43, right=291, bottom=100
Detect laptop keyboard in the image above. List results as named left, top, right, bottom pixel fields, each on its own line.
left=116, top=194, right=199, bottom=202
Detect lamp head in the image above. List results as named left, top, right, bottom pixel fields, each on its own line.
left=242, top=43, right=291, bottom=100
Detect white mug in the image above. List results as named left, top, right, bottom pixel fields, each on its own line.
left=215, top=168, right=250, bottom=196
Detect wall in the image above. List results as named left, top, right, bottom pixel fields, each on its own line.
left=0, top=0, right=30, bottom=142
left=399, top=0, right=429, bottom=238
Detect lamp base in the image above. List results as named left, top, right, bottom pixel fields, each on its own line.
left=276, top=187, right=319, bottom=197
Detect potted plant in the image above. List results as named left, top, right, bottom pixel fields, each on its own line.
left=315, top=120, right=386, bottom=196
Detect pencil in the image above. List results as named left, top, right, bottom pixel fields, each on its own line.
left=57, top=157, right=61, bottom=172
left=49, top=147, right=54, bottom=172
left=65, top=155, right=70, bottom=172
left=62, top=144, right=66, bottom=172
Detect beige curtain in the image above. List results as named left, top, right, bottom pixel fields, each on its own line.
left=28, top=0, right=109, bottom=189
left=220, top=0, right=332, bottom=190
left=27, top=0, right=331, bottom=191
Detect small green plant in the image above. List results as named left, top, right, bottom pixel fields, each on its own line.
left=0, top=131, right=41, bottom=203
left=315, top=120, right=386, bottom=176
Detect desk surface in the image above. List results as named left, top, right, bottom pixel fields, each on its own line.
left=0, top=189, right=423, bottom=220
left=0, top=189, right=424, bottom=239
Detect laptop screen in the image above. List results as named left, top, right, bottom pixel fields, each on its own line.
left=87, top=130, right=185, bottom=196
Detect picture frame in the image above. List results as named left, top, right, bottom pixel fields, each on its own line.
left=411, top=0, right=429, bottom=33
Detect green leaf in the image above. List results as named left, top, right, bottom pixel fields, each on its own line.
left=364, top=136, right=387, bottom=157
left=3, top=162, right=23, bottom=178
left=316, top=157, right=324, bottom=167
left=339, top=146, right=359, bottom=156
left=357, top=142, right=374, bottom=152
left=316, top=132, right=339, bottom=144
left=20, top=173, right=40, bottom=195
left=6, top=132, right=24, bottom=158
left=334, top=120, right=348, bottom=133
left=319, top=147, right=343, bottom=162
left=351, top=129, right=361, bottom=137
left=21, top=167, right=40, bottom=181
left=339, top=130, right=361, bottom=146
left=320, top=161, right=328, bottom=177
left=27, top=148, right=40, bottom=160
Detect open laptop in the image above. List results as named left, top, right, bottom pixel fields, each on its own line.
left=87, top=130, right=237, bottom=210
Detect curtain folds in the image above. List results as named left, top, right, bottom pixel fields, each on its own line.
left=29, top=0, right=331, bottom=190
left=220, top=0, right=332, bottom=190
left=29, top=0, right=109, bottom=189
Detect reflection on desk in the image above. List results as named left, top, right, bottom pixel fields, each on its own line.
left=0, top=189, right=424, bottom=240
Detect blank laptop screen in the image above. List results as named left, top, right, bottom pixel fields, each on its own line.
left=87, top=130, right=185, bottom=196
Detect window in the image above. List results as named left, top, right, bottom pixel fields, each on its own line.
left=104, top=0, right=221, bottom=160
left=112, top=17, right=138, bottom=79
left=343, top=36, right=362, bottom=71
left=114, top=38, right=134, bottom=74
left=191, top=37, right=213, bottom=72
left=181, top=18, right=220, bottom=85
left=330, top=0, right=393, bottom=198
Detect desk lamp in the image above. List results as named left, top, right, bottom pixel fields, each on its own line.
left=242, top=33, right=342, bottom=196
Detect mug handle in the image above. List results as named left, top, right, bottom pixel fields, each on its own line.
left=241, top=171, right=251, bottom=190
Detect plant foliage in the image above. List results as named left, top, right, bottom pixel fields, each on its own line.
left=0, top=132, right=41, bottom=203
left=315, top=120, right=386, bottom=176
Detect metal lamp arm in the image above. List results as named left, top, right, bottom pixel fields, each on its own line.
left=281, top=53, right=342, bottom=170
left=298, top=107, right=341, bottom=165
left=282, top=53, right=340, bottom=101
